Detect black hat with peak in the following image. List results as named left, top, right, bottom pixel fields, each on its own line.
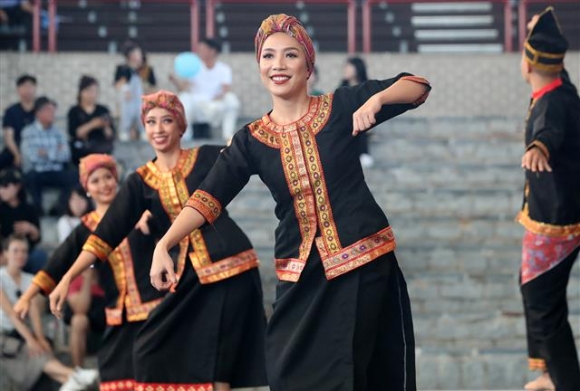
left=524, top=7, right=568, bottom=73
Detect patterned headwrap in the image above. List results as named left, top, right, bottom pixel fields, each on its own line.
left=79, top=154, right=118, bottom=191
left=141, top=90, right=187, bottom=136
left=255, top=14, right=315, bottom=76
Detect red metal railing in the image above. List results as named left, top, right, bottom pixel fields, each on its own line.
left=33, top=0, right=200, bottom=53
left=32, top=0, right=579, bottom=54
left=204, top=0, right=356, bottom=54
left=362, top=0, right=513, bottom=53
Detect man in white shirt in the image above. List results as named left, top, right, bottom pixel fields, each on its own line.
left=171, top=38, right=241, bottom=140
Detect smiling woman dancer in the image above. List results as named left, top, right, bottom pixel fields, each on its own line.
left=48, top=91, right=267, bottom=391
left=151, top=14, right=431, bottom=391
left=14, top=153, right=165, bottom=391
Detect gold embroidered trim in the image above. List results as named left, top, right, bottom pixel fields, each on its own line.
left=83, top=234, right=113, bottom=260
left=196, top=249, right=259, bottom=284
left=275, top=258, right=308, bottom=282
left=279, top=131, right=318, bottom=266
left=188, top=228, right=211, bottom=271
left=301, top=126, right=342, bottom=253
left=100, top=379, right=136, bottom=391
left=528, top=358, right=547, bottom=372
left=319, top=226, right=397, bottom=280
left=126, top=298, right=163, bottom=322
left=517, top=205, right=580, bottom=237
left=81, top=211, right=100, bottom=231
left=105, top=308, right=123, bottom=326
left=32, top=271, right=56, bottom=295
left=526, top=140, right=550, bottom=160
left=186, top=190, right=222, bottom=224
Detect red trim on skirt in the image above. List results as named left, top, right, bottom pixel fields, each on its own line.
left=135, top=382, right=213, bottom=391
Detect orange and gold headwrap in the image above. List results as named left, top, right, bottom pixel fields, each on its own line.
left=79, top=154, right=118, bottom=191
left=255, top=14, right=315, bottom=76
left=141, top=90, right=187, bottom=136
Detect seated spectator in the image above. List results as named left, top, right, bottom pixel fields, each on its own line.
left=57, top=186, right=91, bottom=243
left=0, top=167, right=46, bottom=273
left=63, top=268, right=105, bottom=368
left=114, top=40, right=145, bottom=141
left=20, top=96, right=77, bottom=216
left=0, top=74, right=37, bottom=171
left=0, top=0, right=32, bottom=28
left=170, top=37, right=240, bottom=140
left=0, top=234, right=99, bottom=390
left=139, top=50, right=158, bottom=94
left=68, top=75, right=115, bottom=165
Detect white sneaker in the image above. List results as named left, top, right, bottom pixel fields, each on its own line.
left=360, top=153, right=374, bottom=168
left=60, top=368, right=99, bottom=391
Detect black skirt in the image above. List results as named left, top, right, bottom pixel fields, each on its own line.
left=266, top=251, right=416, bottom=391
left=98, top=321, right=143, bottom=391
left=133, top=262, right=268, bottom=389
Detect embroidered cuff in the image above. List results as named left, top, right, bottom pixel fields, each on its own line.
left=82, top=234, right=113, bottom=261
left=400, top=75, right=431, bottom=106
left=32, top=271, right=56, bottom=295
left=526, top=140, right=550, bottom=160
left=528, top=358, right=547, bottom=372
left=185, top=190, right=222, bottom=224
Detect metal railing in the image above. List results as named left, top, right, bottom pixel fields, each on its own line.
left=30, top=0, right=579, bottom=53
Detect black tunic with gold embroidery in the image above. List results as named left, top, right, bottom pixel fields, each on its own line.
left=33, top=211, right=164, bottom=390
left=82, top=146, right=267, bottom=389
left=517, top=78, right=580, bottom=236
left=186, top=74, right=430, bottom=391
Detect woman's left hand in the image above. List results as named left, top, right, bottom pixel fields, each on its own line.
left=352, top=95, right=382, bottom=136
left=48, top=278, right=71, bottom=319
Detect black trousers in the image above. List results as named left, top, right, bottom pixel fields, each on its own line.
left=521, top=247, right=580, bottom=391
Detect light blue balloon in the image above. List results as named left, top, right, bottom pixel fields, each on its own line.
left=174, top=52, right=202, bottom=79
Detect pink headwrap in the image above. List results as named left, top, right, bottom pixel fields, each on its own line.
left=255, top=14, right=315, bottom=76
left=79, top=154, right=118, bottom=191
left=141, top=90, right=187, bottom=136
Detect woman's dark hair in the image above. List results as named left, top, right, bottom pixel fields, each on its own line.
left=122, top=40, right=142, bottom=59
left=0, top=168, right=27, bottom=204
left=64, top=185, right=92, bottom=217
left=340, top=57, right=369, bottom=87
left=77, top=75, right=99, bottom=104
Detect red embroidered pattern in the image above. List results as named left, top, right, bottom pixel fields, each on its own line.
left=100, top=379, right=135, bottom=391
left=135, top=383, right=213, bottom=391
left=185, top=190, right=222, bottom=224
left=196, top=249, right=260, bottom=284
left=319, top=226, right=397, bottom=280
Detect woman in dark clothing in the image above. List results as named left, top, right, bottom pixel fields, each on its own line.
left=151, top=14, right=430, bottom=391
left=68, top=76, right=115, bottom=165
left=15, top=154, right=165, bottom=390
left=340, top=57, right=373, bottom=168
left=49, top=91, right=267, bottom=391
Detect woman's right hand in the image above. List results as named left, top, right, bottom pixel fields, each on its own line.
left=150, top=241, right=177, bottom=291
left=13, top=296, right=31, bottom=320
left=49, top=277, right=71, bottom=319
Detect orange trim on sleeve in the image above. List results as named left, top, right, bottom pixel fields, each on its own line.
left=400, top=75, right=431, bottom=106
left=185, top=190, right=222, bottom=224
left=82, top=234, right=113, bottom=261
left=32, top=271, right=56, bottom=295
left=528, top=358, right=547, bottom=372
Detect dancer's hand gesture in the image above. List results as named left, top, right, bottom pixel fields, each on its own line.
left=151, top=241, right=177, bottom=291
left=352, top=95, right=381, bottom=136
left=13, top=296, right=31, bottom=320
left=522, top=147, right=552, bottom=173
left=49, top=278, right=71, bottom=319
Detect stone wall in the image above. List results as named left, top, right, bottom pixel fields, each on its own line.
left=1, top=51, right=579, bottom=119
